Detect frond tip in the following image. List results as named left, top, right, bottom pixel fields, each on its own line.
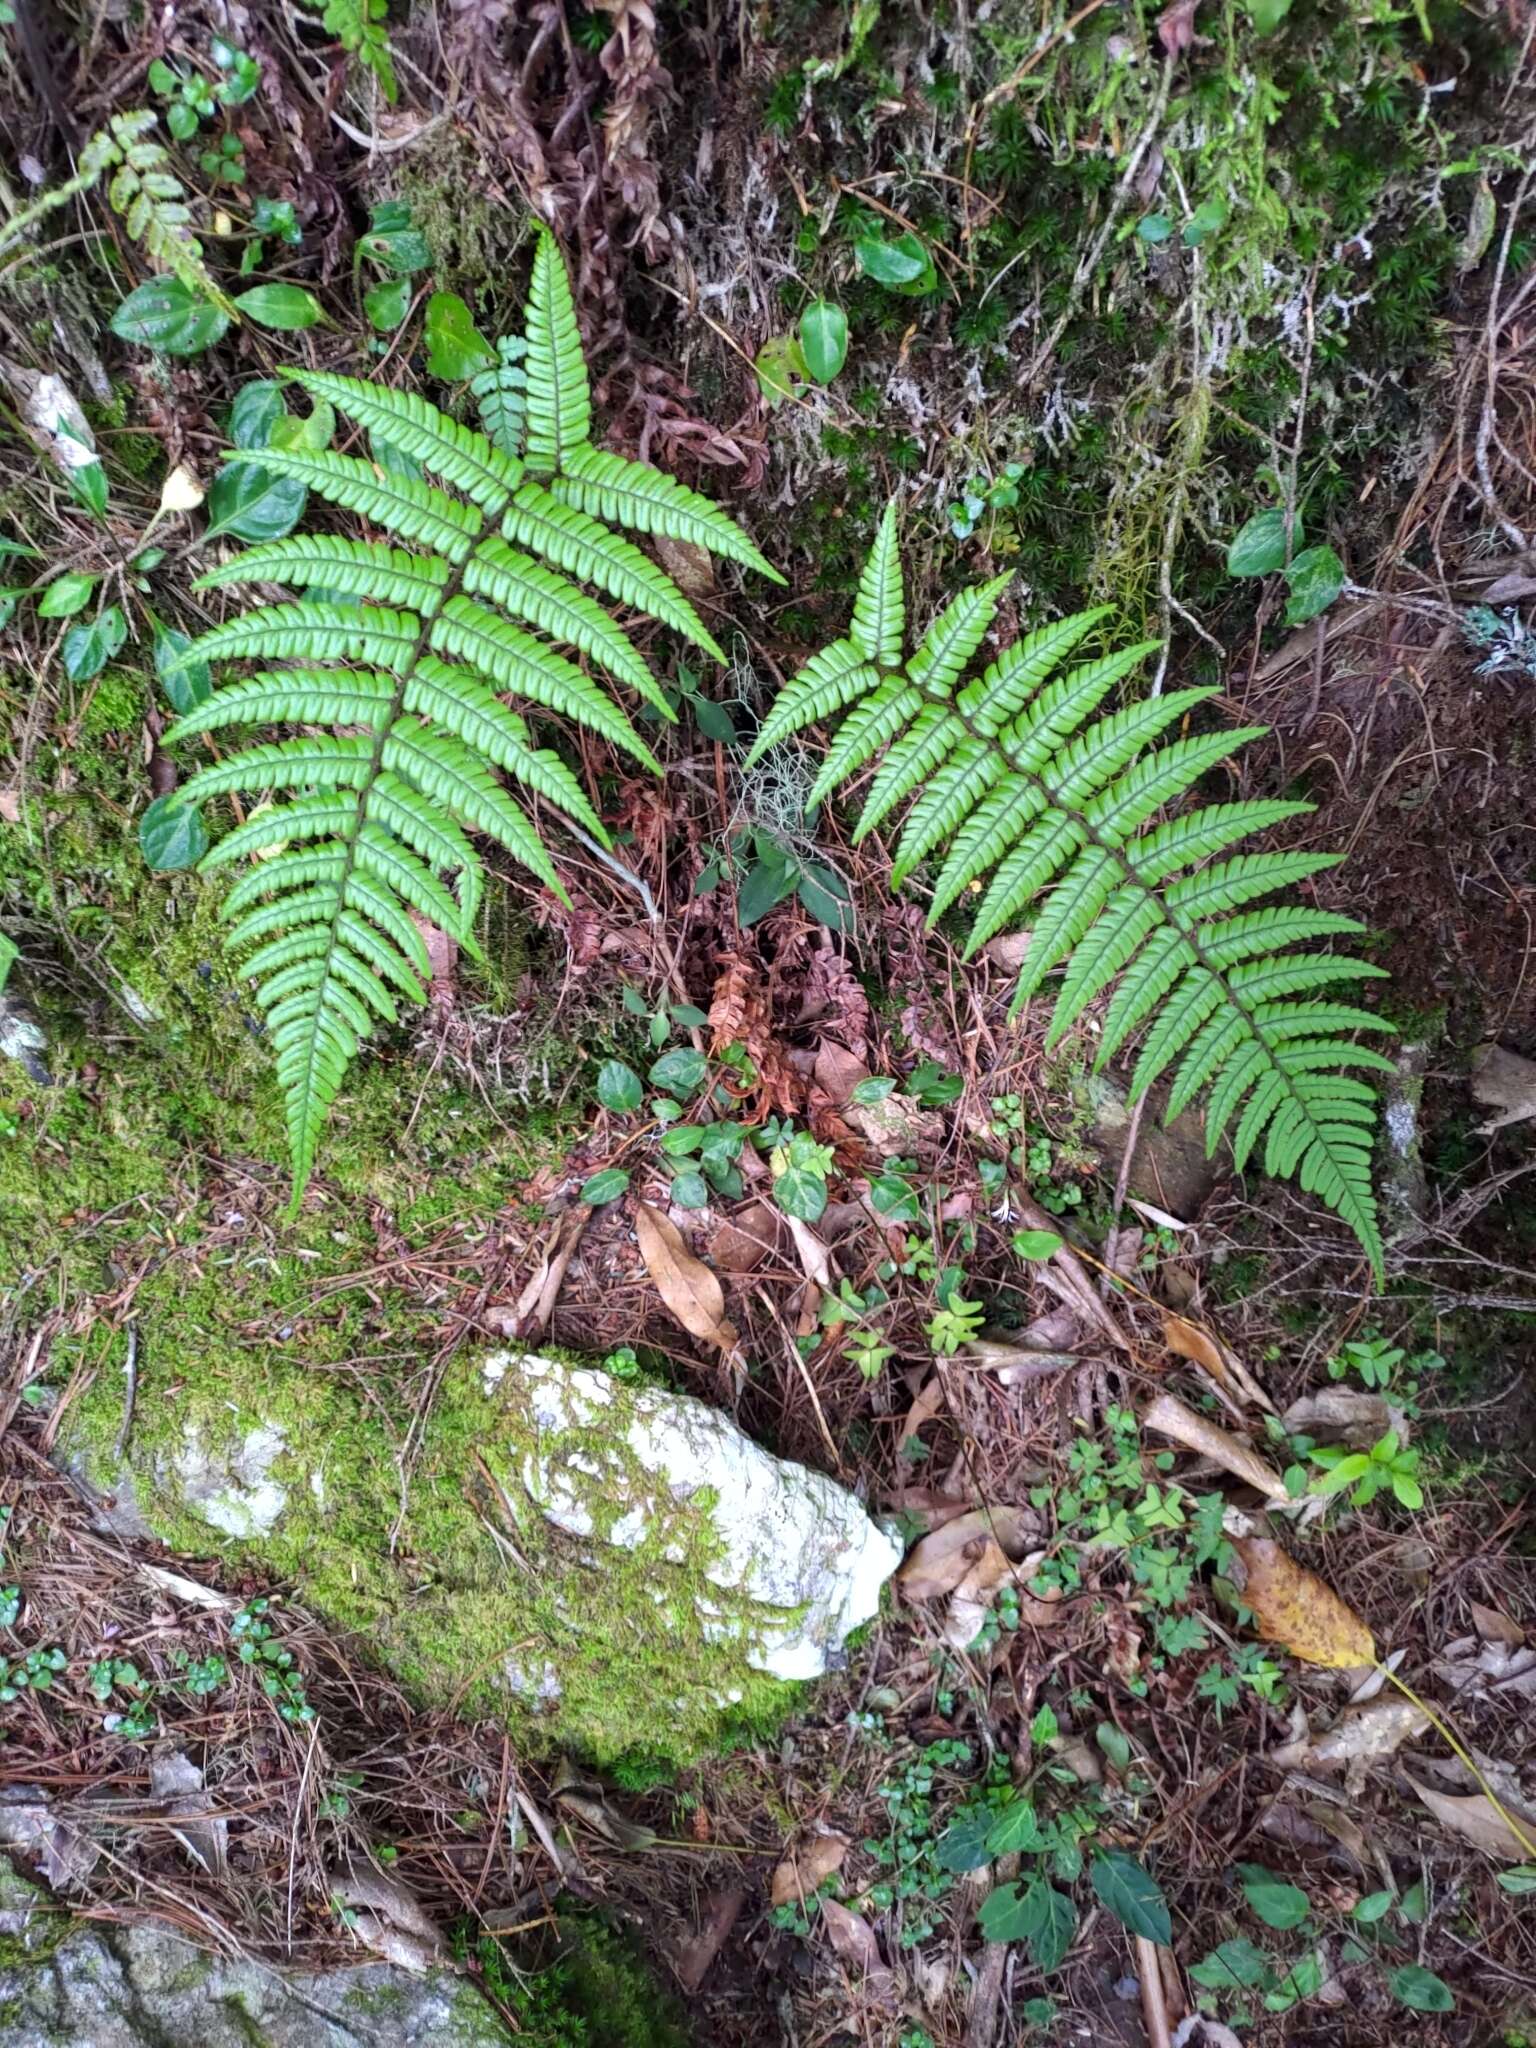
left=752, top=502, right=1391, bottom=1277
left=155, top=233, right=778, bottom=1207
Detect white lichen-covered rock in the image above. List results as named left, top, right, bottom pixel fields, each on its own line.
left=500, top=1352, right=901, bottom=1682
left=171, top=1423, right=290, bottom=1539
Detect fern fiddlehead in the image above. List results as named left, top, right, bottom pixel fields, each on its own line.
left=169, top=229, right=780, bottom=1205
left=749, top=505, right=1392, bottom=1275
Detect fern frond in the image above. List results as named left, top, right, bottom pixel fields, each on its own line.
left=298, top=0, right=397, bottom=103
left=524, top=228, right=592, bottom=474
left=101, top=111, right=233, bottom=314
left=752, top=504, right=1393, bottom=1275
left=159, top=233, right=776, bottom=1204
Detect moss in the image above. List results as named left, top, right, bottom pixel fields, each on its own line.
left=484, top=1919, right=691, bottom=2048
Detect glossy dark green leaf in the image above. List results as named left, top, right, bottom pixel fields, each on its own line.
left=660, top=1124, right=705, bottom=1156
left=229, top=380, right=287, bottom=449
left=687, top=692, right=737, bottom=744
left=578, top=1167, right=630, bottom=1205
left=424, top=291, right=495, bottom=380
left=139, top=793, right=209, bottom=870
left=869, top=1173, right=920, bottom=1223
left=1227, top=507, right=1298, bottom=578
left=907, top=1058, right=963, bottom=1106
left=596, top=1059, right=643, bottom=1113
left=737, top=853, right=798, bottom=927
left=798, top=299, right=849, bottom=382
left=61, top=605, right=127, bottom=683
left=1282, top=544, right=1344, bottom=627
left=1091, top=1851, right=1171, bottom=1945
left=72, top=460, right=109, bottom=519
left=364, top=277, right=411, bottom=332
left=773, top=1165, right=827, bottom=1222
left=855, top=231, right=931, bottom=287
left=935, top=1807, right=995, bottom=1873
left=670, top=1169, right=710, bottom=1209
left=204, top=460, right=307, bottom=542
left=649, top=1048, right=709, bottom=1096
left=153, top=626, right=212, bottom=713
left=234, top=283, right=323, bottom=331
left=110, top=278, right=230, bottom=356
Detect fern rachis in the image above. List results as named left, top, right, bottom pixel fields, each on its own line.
left=748, top=505, right=1392, bottom=1274
left=165, top=229, right=778, bottom=1204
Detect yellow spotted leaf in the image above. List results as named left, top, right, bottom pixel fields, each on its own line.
left=1232, top=1535, right=1376, bottom=1669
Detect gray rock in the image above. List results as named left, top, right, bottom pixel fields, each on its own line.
left=0, top=1893, right=514, bottom=2048
left=1084, top=1073, right=1219, bottom=1219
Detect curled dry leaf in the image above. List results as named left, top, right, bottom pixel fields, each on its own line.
left=1272, top=1697, right=1428, bottom=1773
left=819, top=1896, right=898, bottom=2002
left=1405, top=1777, right=1536, bottom=1862
left=150, top=1747, right=228, bottom=1878
left=1281, top=1386, right=1404, bottom=1449
left=771, top=1830, right=849, bottom=1906
left=1470, top=1600, right=1524, bottom=1649
left=1162, top=1309, right=1273, bottom=1413
left=634, top=1200, right=739, bottom=1353
left=331, top=1867, right=445, bottom=1952
left=1141, top=1391, right=1289, bottom=1502
left=897, top=1507, right=1036, bottom=1599
left=1231, top=1536, right=1376, bottom=1669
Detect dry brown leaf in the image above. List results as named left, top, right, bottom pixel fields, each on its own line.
left=1273, top=1697, right=1427, bottom=1772
left=150, top=1748, right=228, bottom=1879
left=811, top=1041, right=869, bottom=1106
left=1470, top=1600, right=1524, bottom=1648
left=819, top=1897, right=897, bottom=2000
left=1281, top=1387, right=1401, bottom=1448
left=671, top=1887, right=745, bottom=1996
left=941, top=1537, right=1016, bottom=1650
left=1162, top=1310, right=1273, bottom=1412
left=1405, top=1777, right=1536, bottom=1861
left=770, top=1830, right=849, bottom=1906
left=650, top=533, right=715, bottom=597
left=709, top=1199, right=777, bottom=1274
left=1141, top=1391, right=1289, bottom=1502
left=1231, top=1537, right=1376, bottom=1669
left=634, top=1200, right=739, bottom=1352
left=784, top=1212, right=833, bottom=1289
left=897, top=1373, right=945, bottom=1456
left=1471, top=1042, right=1536, bottom=1133
left=898, top=1508, right=1036, bottom=1599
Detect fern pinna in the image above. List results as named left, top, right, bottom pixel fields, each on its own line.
left=748, top=506, right=1391, bottom=1274
left=167, top=229, right=779, bottom=1204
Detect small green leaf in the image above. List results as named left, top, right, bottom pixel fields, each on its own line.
left=660, top=1125, right=705, bottom=1157
left=851, top=1078, right=896, bottom=1106
left=1352, top=1890, right=1394, bottom=1923
left=596, top=1059, right=643, bottom=1113
left=649, top=1048, right=709, bottom=1096
left=1237, top=1863, right=1311, bottom=1930
left=869, top=1173, right=920, bottom=1223
left=110, top=278, right=230, bottom=356
left=737, top=854, right=798, bottom=926
left=670, top=1169, right=710, bottom=1209
left=1182, top=197, right=1229, bottom=247
left=364, top=277, right=412, bottom=332
left=986, top=1800, right=1046, bottom=1855
left=229, top=379, right=286, bottom=449
left=424, top=291, right=495, bottom=379
left=1264, top=1951, right=1324, bottom=2013
left=774, top=1166, right=827, bottom=1223
left=935, top=1807, right=995, bottom=1874
left=153, top=626, right=212, bottom=714
left=1137, top=213, right=1173, bottom=244
left=139, top=793, right=209, bottom=870
left=1388, top=1966, right=1453, bottom=2013
left=1189, top=1937, right=1271, bottom=1990
left=1282, top=544, right=1344, bottom=626
left=61, top=605, right=128, bottom=683
left=1012, top=1228, right=1063, bottom=1261
left=798, top=299, right=849, bottom=382
left=1227, top=507, right=1298, bottom=577
left=234, top=283, right=323, bottom=331
left=1095, top=1722, right=1132, bottom=1771
left=1090, top=1851, right=1171, bottom=1945
left=579, top=1167, right=630, bottom=1205
left=907, top=1059, right=963, bottom=1106
left=796, top=860, right=855, bottom=935
left=754, top=334, right=808, bottom=407
left=688, top=692, right=737, bottom=744
left=1496, top=1866, right=1536, bottom=1894
left=1249, top=0, right=1293, bottom=30
left=72, top=460, right=109, bottom=519
left=204, top=461, right=307, bottom=543
left=38, top=572, right=96, bottom=618
left=670, top=1004, right=709, bottom=1029
left=855, top=231, right=933, bottom=289
left=977, top=1878, right=1075, bottom=1969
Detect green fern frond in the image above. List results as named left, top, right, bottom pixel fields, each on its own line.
left=751, top=504, right=1392, bottom=1276
left=298, top=0, right=397, bottom=104
left=160, top=235, right=776, bottom=1206
left=102, top=111, right=234, bottom=313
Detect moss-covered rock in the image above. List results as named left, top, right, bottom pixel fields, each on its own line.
left=63, top=1344, right=897, bottom=1772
